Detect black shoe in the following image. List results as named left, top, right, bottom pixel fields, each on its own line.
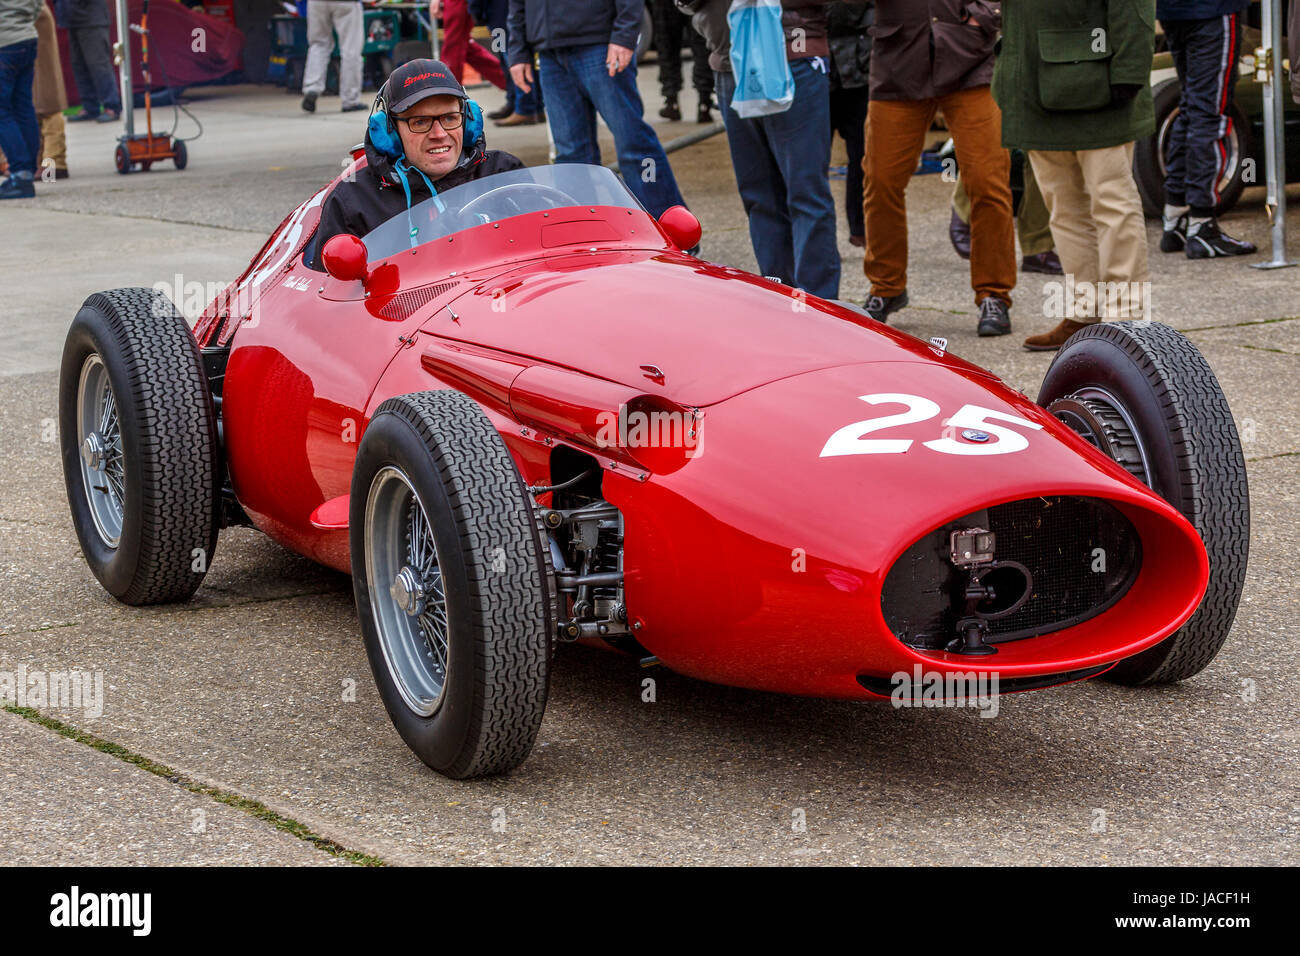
left=697, top=101, right=712, bottom=123
left=1160, top=212, right=1188, bottom=252
left=341, top=103, right=366, bottom=112
left=1186, top=219, right=1257, bottom=259
left=487, top=102, right=513, bottom=121
left=95, top=109, right=120, bottom=124
left=301, top=91, right=318, bottom=113
left=863, top=290, right=909, bottom=323
left=659, top=96, right=681, bottom=121
left=977, top=296, right=1011, bottom=336
left=1021, top=250, right=1063, bottom=274
left=948, top=208, right=971, bottom=259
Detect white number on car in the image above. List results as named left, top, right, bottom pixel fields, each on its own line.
left=819, top=393, right=1043, bottom=458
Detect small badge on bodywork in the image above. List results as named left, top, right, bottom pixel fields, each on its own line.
left=929, top=336, right=947, bottom=356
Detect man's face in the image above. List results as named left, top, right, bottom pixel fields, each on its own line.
left=395, top=94, right=464, bottom=180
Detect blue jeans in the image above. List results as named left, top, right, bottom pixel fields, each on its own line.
left=715, top=58, right=840, bottom=299
left=0, top=39, right=39, bottom=176
left=538, top=44, right=686, bottom=218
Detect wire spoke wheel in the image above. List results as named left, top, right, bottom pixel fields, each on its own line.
left=76, top=353, right=126, bottom=548
left=365, top=465, right=450, bottom=717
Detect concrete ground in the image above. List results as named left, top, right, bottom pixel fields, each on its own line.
left=1, top=74, right=1297, bottom=865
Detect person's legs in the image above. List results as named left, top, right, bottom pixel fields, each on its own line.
left=1017, top=159, right=1054, bottom=255
left=939, top=86, right=1015, bottom=308
left=1177, top=13, right=1243, bottom=216
left=715, top=68, right=795, bottom=283
left=67, top=30, right=99, bottom=116
left=1028, top=149, right=1100, bottom=319
left=80, top=26, right=119, bottom=114
left=1077, top=142, right=1149, bottom=318
left=486, top=0, right=517, bottom=112
left=863, top=96, right=936, bottom=298
left=302, top=1, right=334, bottom=97
left=538, top=49, right=599, bottom=165
left=763, top=57, right=838, bottom=299
left=831, top=84, right=868, bottom=241
left=466, top=39, right=507, bottom=90
left=571, top=44, right=686, bottom=217
left=334, top=1, right=364, bottom=108
left=0, top=39, right=39, bottom=195
left=653, top=0, right=684, bottom=102
left=1161, top=18, right=1191, bottom=208
left=38, top=111, right=66, bottom=174
left=688, top=25, right=713, bottom=106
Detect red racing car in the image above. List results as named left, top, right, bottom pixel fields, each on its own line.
left=59, top=162, right=1249, bottom=778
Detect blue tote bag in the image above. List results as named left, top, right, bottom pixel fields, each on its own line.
left=727, top=0, right=795, bottom=118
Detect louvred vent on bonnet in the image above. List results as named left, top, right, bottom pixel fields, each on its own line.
left=378, top=281, right=461, bottom=320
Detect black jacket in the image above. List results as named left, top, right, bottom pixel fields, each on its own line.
left=310, top=125, right=523, bottom=270
left=507, top=0, right=643, bottom=66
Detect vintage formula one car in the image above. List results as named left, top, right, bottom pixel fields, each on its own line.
left=60, top=162, right=1249, bottom=778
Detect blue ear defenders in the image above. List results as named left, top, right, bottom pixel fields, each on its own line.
left=464, top=98, right=484, bottom=146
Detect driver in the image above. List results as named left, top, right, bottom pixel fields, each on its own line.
left=311, top=59, right=524, bottom=266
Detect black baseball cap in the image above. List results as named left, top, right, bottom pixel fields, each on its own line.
left=385, top=59, right=467, bottom=114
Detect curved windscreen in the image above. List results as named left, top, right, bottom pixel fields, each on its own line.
left=362, top=164, right=643, bottom=262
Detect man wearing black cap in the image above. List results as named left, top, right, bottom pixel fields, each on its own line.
left=311, top=59, right=524, bottom=265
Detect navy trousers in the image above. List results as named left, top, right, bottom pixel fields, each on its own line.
left=715, top=57, right=840, bottom=299
left=1162, top=12, right=1243, bottom=215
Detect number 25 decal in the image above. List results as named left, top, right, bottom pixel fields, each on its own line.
left=819, top=392, right=1043, bottom=458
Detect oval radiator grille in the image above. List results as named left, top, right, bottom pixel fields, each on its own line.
left=881, top=496, right=1142, bottom=649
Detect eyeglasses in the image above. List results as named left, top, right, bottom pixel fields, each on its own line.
left=396, top=111, right=463, bottom=134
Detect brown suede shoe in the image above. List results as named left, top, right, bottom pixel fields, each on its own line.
left=495, top=112, right=542, bottom=126
left=1022, top=319, right=1093, bottom=352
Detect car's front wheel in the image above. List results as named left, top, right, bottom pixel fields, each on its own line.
left=1039, top=321, right=1249, bottom=685
left=59, top=288, right=220, bottom=604
left=349, top=390, right=554, bottom=778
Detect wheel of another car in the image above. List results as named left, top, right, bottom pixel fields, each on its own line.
left=59, top=288, right=221, bottom=605
left=1133, top=77, right=1252, bottom=218
left=349, top=390, right=555, bottom=778
left=1038, top=321, right=1249, bottom=685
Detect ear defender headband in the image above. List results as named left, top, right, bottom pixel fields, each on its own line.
left=368, top=81, right=404, bottom=160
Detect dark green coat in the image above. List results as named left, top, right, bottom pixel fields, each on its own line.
left=993, top=0, right=1156, bottom=151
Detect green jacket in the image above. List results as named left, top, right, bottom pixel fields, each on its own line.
left=993, top=0, right=1156, bottom=151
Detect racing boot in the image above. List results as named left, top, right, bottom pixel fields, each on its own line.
left=1185, top=219, right=1257, bottom=259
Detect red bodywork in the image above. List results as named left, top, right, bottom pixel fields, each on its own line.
left=195, top=165, right=1210, bottom=700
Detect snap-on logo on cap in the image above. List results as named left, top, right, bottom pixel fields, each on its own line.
left=404, top=71, right=447, bottom=86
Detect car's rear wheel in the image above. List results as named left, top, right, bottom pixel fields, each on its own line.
left=59, top=288, right=220, bottom=604
left=1039, top=321, right=1249, bottom=684
left=350, top=390, right=554, bottom=778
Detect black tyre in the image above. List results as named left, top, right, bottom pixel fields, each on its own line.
left=59, top=288, right=221, bottom=605
left=1133, top=77, right=1251, bottom=218
left=1039, top=321, right=1249, bottom=685
left=172, top=139, right=187, bottom=170
left=349, top=390, right=554, bottom=778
